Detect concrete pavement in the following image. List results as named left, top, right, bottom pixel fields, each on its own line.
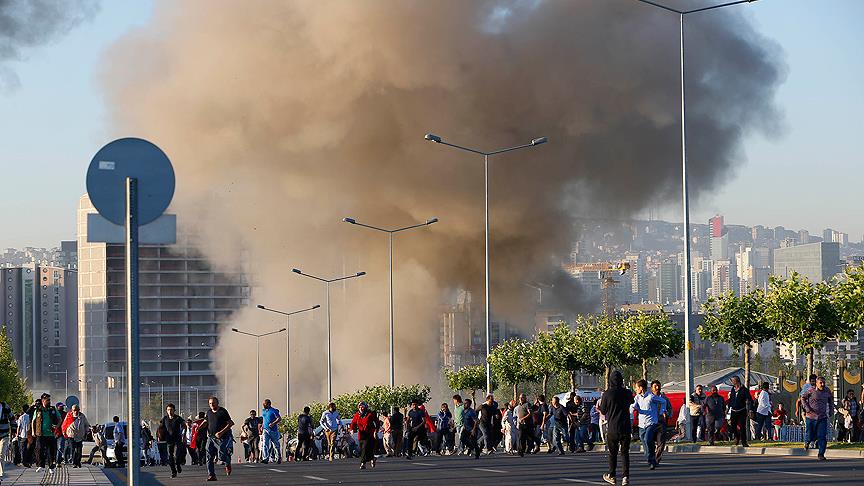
left=99, top=449, right=861, bottom=485
left=1, top=464, right=112, bottom=486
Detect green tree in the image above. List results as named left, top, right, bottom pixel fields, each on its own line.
left=623, top=312, right=684, bottom=381
left=550, top=324, right=592, bottom=392
left=443, top=365, right=489, bottom=404
left=835, top=263, right=864, bottom=329
left=488, top=338, right=537, bottom=400
left=576, top=315, right=633, bottom=388
left=528, top=330, right=567, bottom=398
left=700, top=290, right=775, bottom=387
left=0, top=328, right=30, bottom=410
left=765, top=273, right=852, bottom=378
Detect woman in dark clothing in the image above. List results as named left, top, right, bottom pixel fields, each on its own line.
left=349, top=402, right=380, bottom=470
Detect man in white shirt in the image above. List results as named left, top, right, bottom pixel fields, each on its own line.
left=755, top=382, right=772, bottom=440
left=319, top=403, right=341, bottom=462
left=16, top=405, right=30, bottom=467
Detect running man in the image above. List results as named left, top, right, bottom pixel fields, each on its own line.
left=260, top=399, right=282, bottom=464
left=204, top=396, right=234, bottom=482
left=630, top=379, right=665, bottom=470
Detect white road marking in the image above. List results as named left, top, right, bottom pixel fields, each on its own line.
left=303, top=476, right=328, bottom=481
left=659, top=461, right=682, bottom=465
left=561, top=479, right=606, bottom=485
left=243, top=464, right=256, bottom=468
left=759, top=469, right=830, bottom=478
left=267, top=468, right=285, bottom=473
left=473, top=468, right=507, bottom=473
left=412, top=462, right=436, bottom=466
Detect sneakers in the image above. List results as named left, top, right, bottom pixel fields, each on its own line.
left=360, top=462, right=366, bottom=470
left=649, top=462, right=656, bottom=470
left=177, top=464, right=182, bottom=474
left=602, top=473, right=615, bottom=485
left=225, top=464, right=232, bottom=476
left=207, top=475, right=217, bottom=481
left=818, top=454, right=826, bottom=461
left=622, top=477, right=630, bottom=486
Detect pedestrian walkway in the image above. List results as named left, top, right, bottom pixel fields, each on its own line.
left=1, top=465, right=112, bottom=486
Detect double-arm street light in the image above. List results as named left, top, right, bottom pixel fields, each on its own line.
left=292, top=268, right=366, bottom=400
left=634, top=0, right=759, bottom=401
left=424, top=133, right=547, bottom=394
left=47, top=363, right=85, bottom=399
left=343, top=217, right=438, bottom=387
left=231, top=326, right=286, bottom=409
left=256, top=303, right=321, bottom=414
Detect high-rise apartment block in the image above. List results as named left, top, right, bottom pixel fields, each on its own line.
left=77, top=195, right=249, bottom=422
left=1, top=265, right=78, bottom=398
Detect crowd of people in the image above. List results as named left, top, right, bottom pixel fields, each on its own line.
left=0, top=373, right=858, bottom=484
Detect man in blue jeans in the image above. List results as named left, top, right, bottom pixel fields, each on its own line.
left=630, top=379, right=665, bottom=470
left=801, top=376, right=834, bottom=460
left=204, top=396, right=234, bottom=481
left=260, top=399, right=282, bottom=463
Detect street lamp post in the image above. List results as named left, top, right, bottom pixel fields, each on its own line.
left=231, top=327, right=286, bottom=408
left=256, top=304, right=320, bottom=414
left=292, top=268, right=366, bottom=399
left=342, top=217, right=438, bottom=387
left=634, top=0, right=758, bottom=403
left=424, top=133, right=547, bottom=393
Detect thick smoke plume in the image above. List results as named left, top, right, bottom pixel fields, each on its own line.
left=0, top=0, right=99, bottom=92
left=99, top=0, right=785, bottom=410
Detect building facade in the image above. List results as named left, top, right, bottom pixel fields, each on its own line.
left=1, top=265, right=78, bottom=398
left=772, top=242, right=842, bottom=282
left=77, top=195, right=249, bottom=423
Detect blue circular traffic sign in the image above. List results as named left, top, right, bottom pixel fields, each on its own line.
left=86, top=138, right=175, bottom=226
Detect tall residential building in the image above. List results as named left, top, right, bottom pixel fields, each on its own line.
left=822, top=228, right=834, bottom=243
left=709, top=233, right=730, bottom=262
left=710, top=260, right=737, bottom=297
left=658, top=260, right=679, bottom=304
left=709, top=215, right=724, bottom=238
left=1, top=265, right=78, bottom=398
left=798, top=230, right=810, bottom=245
left=772, top=242, right=842, bottom=282
left=77, top=195, right=249, bottom=423
left=736, top=246, right=770, bottom=293
left=624, top=253, right=648, bottom=302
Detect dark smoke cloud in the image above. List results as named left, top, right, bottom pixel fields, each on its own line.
left=0, top=0, right=99, bottom=92
left=99, top=0, right=785, bottom=408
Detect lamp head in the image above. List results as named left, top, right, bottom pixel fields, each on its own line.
left=292, top=268, right=302, bottom=274
left=343, top=217, right=356, bottom=224
left=424, top=133, right=442, bottom=143
left=279, top=328, right=287, bottom=332
left=426, top=217, right=439, bottom=225
left=530, top=137, right=548, bottom=146
left=256, top=304, right=265, bottom=309
left=313, top=304, right=321, bottom=309
left=231, top=328, right=239, bottom=333
left=356, top=271, right=366, bottom=276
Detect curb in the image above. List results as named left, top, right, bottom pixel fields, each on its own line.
left=587, top=443, right=864, bottom=459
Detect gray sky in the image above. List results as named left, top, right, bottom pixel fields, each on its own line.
left=1, top=0, right=862, bottom=249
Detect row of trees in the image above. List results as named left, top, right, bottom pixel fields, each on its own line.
left=700, top=267, right=864, bottom=386
left=0, top=328, right=31, bottom=410
left=447, top=313, right=684, bottom=401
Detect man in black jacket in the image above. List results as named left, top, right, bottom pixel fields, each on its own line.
left=727, top=376, right=753, bottom=447
left=598, top=371, right=633, bottom=486
left=161, top=404, right=186, bottom=478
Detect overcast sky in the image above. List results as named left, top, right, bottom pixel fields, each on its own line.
left=1, top=0, right=862, bottom=249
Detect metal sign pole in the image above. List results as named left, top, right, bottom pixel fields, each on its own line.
left=126, top=177, right=141, bottom=485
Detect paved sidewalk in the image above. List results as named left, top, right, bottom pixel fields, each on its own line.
left=2, top=465, right=112, bottom=486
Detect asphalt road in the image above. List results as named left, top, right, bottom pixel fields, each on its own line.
left=103, top=450, right=861, bottom=486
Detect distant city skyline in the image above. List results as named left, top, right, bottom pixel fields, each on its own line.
left=1, top=0, right=862, bottom=249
